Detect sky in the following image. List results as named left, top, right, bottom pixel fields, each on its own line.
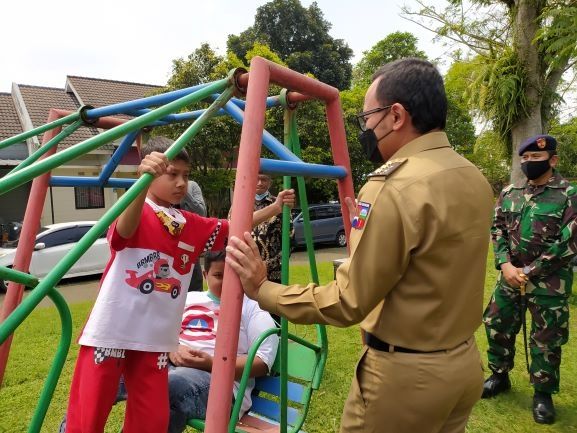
left=0, top=0, right=452, bottom=93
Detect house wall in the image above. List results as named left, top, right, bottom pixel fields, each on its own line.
left=41, top=167, right=118, bottom=225
left=0, top=168, right=30, bottom=225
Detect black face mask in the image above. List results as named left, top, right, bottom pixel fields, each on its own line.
left=521, top=159, right=551, bottom=180
left=358, top=110, right=394, bottom=164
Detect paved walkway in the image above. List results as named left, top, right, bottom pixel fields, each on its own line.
left=0, top=246, right=347, bottom=308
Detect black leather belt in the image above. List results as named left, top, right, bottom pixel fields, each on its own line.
left=366, top=333, right=444, bottom=354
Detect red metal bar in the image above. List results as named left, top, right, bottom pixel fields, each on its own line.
left=205, top=56, right=355, bottom=433
left=326, top=98, right=354, bottom=245
left=0, top=109, right=62, bottom=385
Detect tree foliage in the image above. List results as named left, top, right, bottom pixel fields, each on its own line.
left=468, top=130, right=510, bottom=193
left=550, top=116, right=577, bottom=179
left=227, top=0, right=353, bottom=90
left=402, top=0, right=577, bottom=183
left=352, top=32, right=426, bottom=88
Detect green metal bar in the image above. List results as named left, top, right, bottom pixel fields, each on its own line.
left=7, top=119, right=83, bottom=175
left=0, top=84, right=235, bottom=346
left=288, top=116, right=318, bottom=285
left=0, top=266, right=39, bottom=288
left=228, top=327, right=280, bottom=431
left=278, top=110, right=296, bottom=433
left=0, top=78, right=230, bottom=197
left=288, top=112, right=327, bottom=390
left=0, top=112, right=79, bottom=151
left=27, top=287, right=72, bottom=433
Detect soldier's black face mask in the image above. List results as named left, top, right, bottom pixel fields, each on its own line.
left=359, top=112, right=393, bottom=164
left=521, top=158, right=551, bottom=180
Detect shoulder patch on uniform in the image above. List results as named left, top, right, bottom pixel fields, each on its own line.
left=367, top=158, right=407, bottom=178
left=352, top=201, right=371, bottom=230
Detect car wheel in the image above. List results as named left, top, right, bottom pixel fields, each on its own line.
left=139, top=279, right=155, bottom=294
left=170, top=286, right=180, bottom=299
left=336, top=230, right=347, bottom=247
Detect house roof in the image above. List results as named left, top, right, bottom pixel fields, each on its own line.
left=0, top=93, right=24, bottom=141
left=66, top=76, right=163, bottom=116
left=0, top=93, right=28, bottom=161
left=16, top=84, right=104, bottom=150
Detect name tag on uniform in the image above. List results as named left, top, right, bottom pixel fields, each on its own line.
left=352, top=202, right=371, bottom=230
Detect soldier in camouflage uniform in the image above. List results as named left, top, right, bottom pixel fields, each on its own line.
left=482, top=134, right=577, bottom=425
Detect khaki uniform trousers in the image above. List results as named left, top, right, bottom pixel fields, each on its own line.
left=340, top=337, right=483, bottom=433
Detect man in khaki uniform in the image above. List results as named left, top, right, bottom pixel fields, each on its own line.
left=226, top=58, right=494, bottom=433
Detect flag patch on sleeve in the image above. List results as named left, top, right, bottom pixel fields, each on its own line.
left=352, top=202, right=371, bottom=230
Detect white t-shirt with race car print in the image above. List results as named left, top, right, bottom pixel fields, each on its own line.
left=79, top=199, right=228, bottom=353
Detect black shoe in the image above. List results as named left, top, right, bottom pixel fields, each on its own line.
left=481, top=372, right=511, bottom=399
left=533, top=391, right=555, bottom=424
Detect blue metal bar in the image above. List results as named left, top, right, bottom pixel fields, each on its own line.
left=223, top=101, right=302, bottom=163
left=98, top=131, right=139, bottom=186
left=84, top=83, right=211, bottom=119
left=120, top=94, right=280, bottom=127
left=50, top=176, right=135, bottom=188
left=259, top=158, right=347, bottom=179
left=229, top=95, right=281, bottom=109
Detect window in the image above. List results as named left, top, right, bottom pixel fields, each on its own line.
left=74, top=187, right=105, bottom=209
left=39, top=228, right=78, bottom=248
left=314, top=207, right=336, bottom=220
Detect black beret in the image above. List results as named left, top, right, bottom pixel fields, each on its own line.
left=518, top=134, right=557, bottom=156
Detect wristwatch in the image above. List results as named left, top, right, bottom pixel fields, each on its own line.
left=522, top=265, right=531, bottom=276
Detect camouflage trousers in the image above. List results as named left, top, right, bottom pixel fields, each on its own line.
left=483, top=281, right=570, bottom=394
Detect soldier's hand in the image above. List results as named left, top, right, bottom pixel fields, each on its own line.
left=500, top=262, right=526, bottom=288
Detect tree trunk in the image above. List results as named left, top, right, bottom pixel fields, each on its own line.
left=510, top=108, right=543, bottom=184
left=509, top=0, right=546, bottom=184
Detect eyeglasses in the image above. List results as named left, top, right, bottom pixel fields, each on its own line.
left=355, top=105, right=392, bottom=132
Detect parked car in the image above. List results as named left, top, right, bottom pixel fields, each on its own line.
left=292, top=203, right=346, bottom=247
left=0, top=221, right=109, bottom=293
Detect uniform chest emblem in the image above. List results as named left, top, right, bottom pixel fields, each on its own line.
left=352, top=202, right=371, bottom=230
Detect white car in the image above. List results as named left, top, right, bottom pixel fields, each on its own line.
left=0, top=221, right=109, bottom=293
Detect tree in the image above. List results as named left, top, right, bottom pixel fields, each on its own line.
left=227, top=0, right=353, bottom=90
left=352, top=32, right=426, bottom=88
left=402, top=0, right=577, bottom=183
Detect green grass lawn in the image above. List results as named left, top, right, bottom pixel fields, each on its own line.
left=1, top=254, right=576, bottom=432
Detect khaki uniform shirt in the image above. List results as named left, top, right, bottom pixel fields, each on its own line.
left=258, top=132, right=494, bottom=351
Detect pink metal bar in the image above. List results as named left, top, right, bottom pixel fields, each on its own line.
left=0, top=109, right=62, bottom=385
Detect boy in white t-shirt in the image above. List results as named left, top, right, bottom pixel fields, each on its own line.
left=63, top=136, right=292, bottom=433
left=167, top=250, right=278, bottom=433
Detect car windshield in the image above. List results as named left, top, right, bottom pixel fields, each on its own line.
left=0, top=225, right=49, bottom=249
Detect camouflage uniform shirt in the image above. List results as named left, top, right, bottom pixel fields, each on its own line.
left=492, top=172, right=577, bottom=296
